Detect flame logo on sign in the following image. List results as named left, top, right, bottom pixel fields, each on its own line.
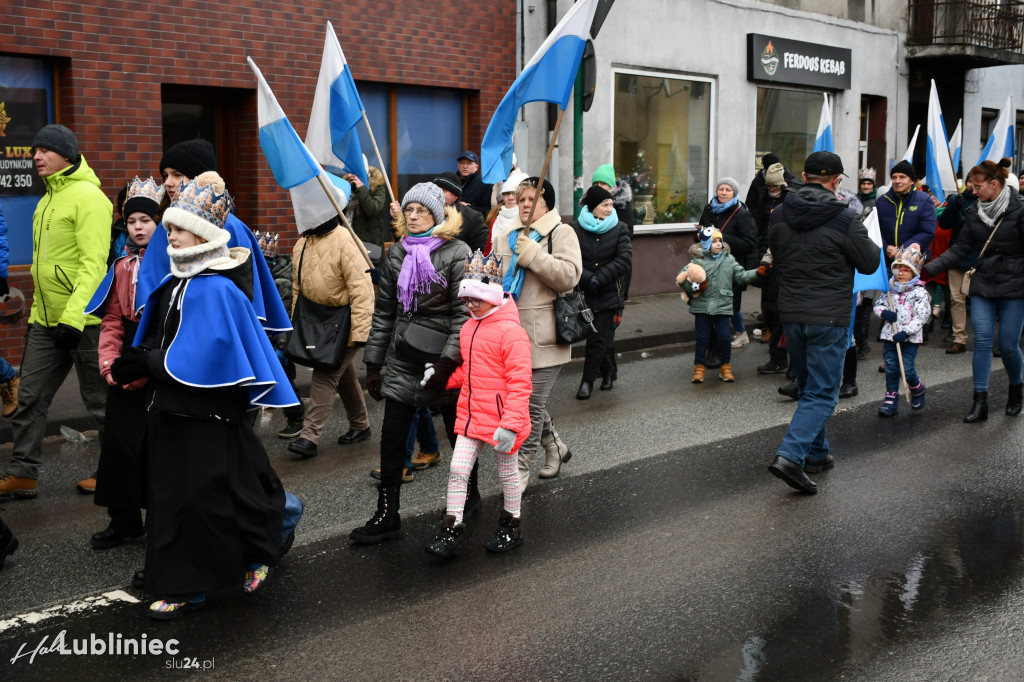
left=761, top=41, right=779, bottom=77
left=0, top=103, right=10, bottom=137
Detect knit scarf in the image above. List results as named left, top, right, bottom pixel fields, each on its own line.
left=710, top=196, right=739, bottom=214
left=578, top=206, right=619, bottom=234
left=493, top=205, right=519, bottom=235
left=502, top=227, right=542, bottom=301
left=168, top=242, right=232, bottom=278
left=397, top=234, right=446, bottom=313
left=977, top=183, right=1012, bottom=227
left=889, top=276, right=921, bottom=294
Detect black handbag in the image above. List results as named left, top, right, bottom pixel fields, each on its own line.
left=284, top=240, right=352, bottom=371
left=396, top=322, right=448, bottom=367
left=547, top=225, right=597, bottom=344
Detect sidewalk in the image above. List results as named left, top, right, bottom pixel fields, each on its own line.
left=0, top=291, right=763, bottom=444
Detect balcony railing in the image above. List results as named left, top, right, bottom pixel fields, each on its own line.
left=908, top=0, right=1024, bottom=53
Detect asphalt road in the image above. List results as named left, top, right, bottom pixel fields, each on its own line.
left=2, top=339, right=1023, bottom=680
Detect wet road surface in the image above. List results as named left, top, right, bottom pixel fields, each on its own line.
left=2, top=358, right=1024, bottom=679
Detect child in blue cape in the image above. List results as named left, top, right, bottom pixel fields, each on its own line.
left=112, top=172, right=301, bottom=619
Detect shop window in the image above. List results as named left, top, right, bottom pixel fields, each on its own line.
left=613, top=70, right=712, bottom=229
left=356, top=83, right=389, bottom=180
left=395, top=87, right=463, bottom=196
left=756, top=87, right=822, bottom=176
left=0, top=54, right=56, bottom=265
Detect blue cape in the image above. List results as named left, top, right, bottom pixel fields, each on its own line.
left=134, top=271, right=298, bottom=409
left=135, top=213, right=292, bottom=333
left=85, top=253, right=141, bottom=317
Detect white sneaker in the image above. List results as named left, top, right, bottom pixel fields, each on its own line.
left=731, top=331, right=750, bottom=348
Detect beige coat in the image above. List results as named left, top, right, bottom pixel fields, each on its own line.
left=492, top=209, right=582, bottom=368
left=292, top=225, right=375, bottom=346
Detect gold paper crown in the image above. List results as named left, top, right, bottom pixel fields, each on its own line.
left=858, top=168, right=877, bottom=182
left=464, top=249, right=503, bottom=284
left=892, top=245, right=926, bottom=272
left=126, top=176, right=166, bottom=206
left=170, top=172, right=233, bottom=229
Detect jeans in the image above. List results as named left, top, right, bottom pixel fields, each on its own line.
left=777, top=323, right=848, bottom=466
left=694, top=314, right=732, bottom=365
left=0, top=357, right=15, bottom=384
left=882, top=341, right=919, bottom=391
left=405, top=406, right=438, bottom=467
left=969, top=295, right=1024, bottom=391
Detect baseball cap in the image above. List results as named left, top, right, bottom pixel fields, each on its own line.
left=457, top=151, right=479, bottom=164
left=803, top=151, right=846, bottom=176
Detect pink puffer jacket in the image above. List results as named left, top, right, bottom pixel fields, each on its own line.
left=446, top=297, right=533, bottom=452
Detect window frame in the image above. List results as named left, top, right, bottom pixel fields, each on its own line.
left=609, top=66, right=716, bottom=235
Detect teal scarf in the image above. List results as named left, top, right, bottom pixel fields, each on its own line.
left=578, top=207, right=618, bottom=234
left=502, top=228, right=542, bottom=300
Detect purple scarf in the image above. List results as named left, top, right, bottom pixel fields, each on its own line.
left=397, top=235, right=447, bottom=313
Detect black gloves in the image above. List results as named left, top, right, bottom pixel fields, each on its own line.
left=424, top=357, right=459, bottom=392
left=880, top=309, right=898, bottom=323
left=52, top=323, right=83, bottom=349
left=110, top=347, right=152, bottom=384
left=366, top=268, right=381, bottom=286
left=365, top=363, right=383, bottom=401
left=586, top=276, right=600, bottom=294
left=0, top=278, right=9, bottom=299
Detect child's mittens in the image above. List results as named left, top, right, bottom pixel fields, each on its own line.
left=493, top=427, right=517, bottom=454
left=892, top=331, right=909, bottom=343
left=880, top=309, right=898, bottom=322
left=756, top=264, right=770, bottom=277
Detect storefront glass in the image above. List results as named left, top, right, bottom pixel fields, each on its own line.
left=613, top=70, right=713, bottom=228
left=755, top=87, right=822, bottom=174
left=395, top=87, right=463, bottom=196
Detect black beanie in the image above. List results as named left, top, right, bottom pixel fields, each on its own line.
left=761, top=152, right=781, bottom=169
left=524, top=176, right=556, bottom=210
left=432, top=171, right=463, bottom=198
left=160, top=139, right=217, bottom=180
left=122, top=196, right=161, bottom=220
left=32, top=124, right=79, bottom=162
left=583, top=185, right=612, bottom=213
left=891, top=160, right=917, bottom=182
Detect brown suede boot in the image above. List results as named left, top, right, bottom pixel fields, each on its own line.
left=692, top=364, right=705, bottom=383
left=719, top=363, right=735, bottom=382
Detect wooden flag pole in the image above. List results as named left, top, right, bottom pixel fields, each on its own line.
left=887, top=290, right=912, bottom=403
left=524, top=107, right=567, bottom=230
left=361, top=110, right=395, bottom=205
left=315, top=172, right=374, bottom=269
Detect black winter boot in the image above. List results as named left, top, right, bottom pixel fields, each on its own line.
left=484, top=510, right=523, bottom=553
left=964, top=391, right=988, bottom=423
left=0, top=515, right=18, bottom=571
left=350, top=485, right=402, bottom=544
left=425, top=514, right=465, bottom=558
left=1007, top=383, right=1023, bottom=416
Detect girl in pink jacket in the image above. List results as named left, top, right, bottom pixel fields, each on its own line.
left=423, top=250, right=532, bottom=557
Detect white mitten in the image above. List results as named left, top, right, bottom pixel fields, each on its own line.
left=419, top=363, right=435, bottom=387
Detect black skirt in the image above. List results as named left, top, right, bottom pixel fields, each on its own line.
left=93, top=383, right=148, bottom=512
left=144, top=412, right=285, bottom=597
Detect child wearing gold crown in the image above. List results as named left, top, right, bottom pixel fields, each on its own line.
left=422, top=249, right=533, bottom=557
left=83, top=177, right=163, bottom=551
left=110, top=172, right=301, bottom=619
left=874, top=245, right=931, bottom=416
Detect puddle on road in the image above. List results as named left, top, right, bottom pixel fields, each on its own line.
left=723, top=503, right=1024, bottom=680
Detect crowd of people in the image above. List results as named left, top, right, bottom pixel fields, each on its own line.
left=0, top=121, right=1020, bottom=618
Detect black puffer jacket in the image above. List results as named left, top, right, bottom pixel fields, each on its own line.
left=925, top=187, right=1024, bottom=299
left=571, top=219, right=632, bottom=312
left=769, top=183, right=881, bottom=326
left=699, top=201, right=758, bottom=268
left=363, top=208, right=471, bottom=406
left=455, top=204, right=489, bottom=253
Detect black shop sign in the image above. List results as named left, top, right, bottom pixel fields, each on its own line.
left=0, top=88, right=47, bottom=196
left=747, top=34, right=852, bottom=90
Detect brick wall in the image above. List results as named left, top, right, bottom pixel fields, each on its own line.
left=0, top=0, right=517, bottom=364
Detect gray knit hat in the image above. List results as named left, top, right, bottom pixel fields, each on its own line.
left=715, top=177, right=740, bottom=197
left=32, top=124, right=79, bottom=162
left=402, top=182, right=446, bottom=225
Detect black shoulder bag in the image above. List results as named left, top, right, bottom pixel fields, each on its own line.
left=284, top=239, right=352, bottom=371
left=547, top=224, right=597, bottom=345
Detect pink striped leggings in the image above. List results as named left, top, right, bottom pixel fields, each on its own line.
left=447, top=435, right=521, bottom=523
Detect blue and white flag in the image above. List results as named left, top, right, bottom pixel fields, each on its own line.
left=948, top=118, right=962, bottom=175
left=248, top=57, right=349, bottom=233
left=977, top=94, right=1015, bottom=165
left=925, top=80, right=958, bottom=203
left=480, top=0, right=599, bottom=183
left=812, top=93, right=833, bottom=153
left=853, top=207, right=888, bottom=294
left=306, top=21, right=369, bottom=187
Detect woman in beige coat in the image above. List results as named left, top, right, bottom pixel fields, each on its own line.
left=286, top=216, right=375, bottom=459
left=492, top=177, right=582, bottom=491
